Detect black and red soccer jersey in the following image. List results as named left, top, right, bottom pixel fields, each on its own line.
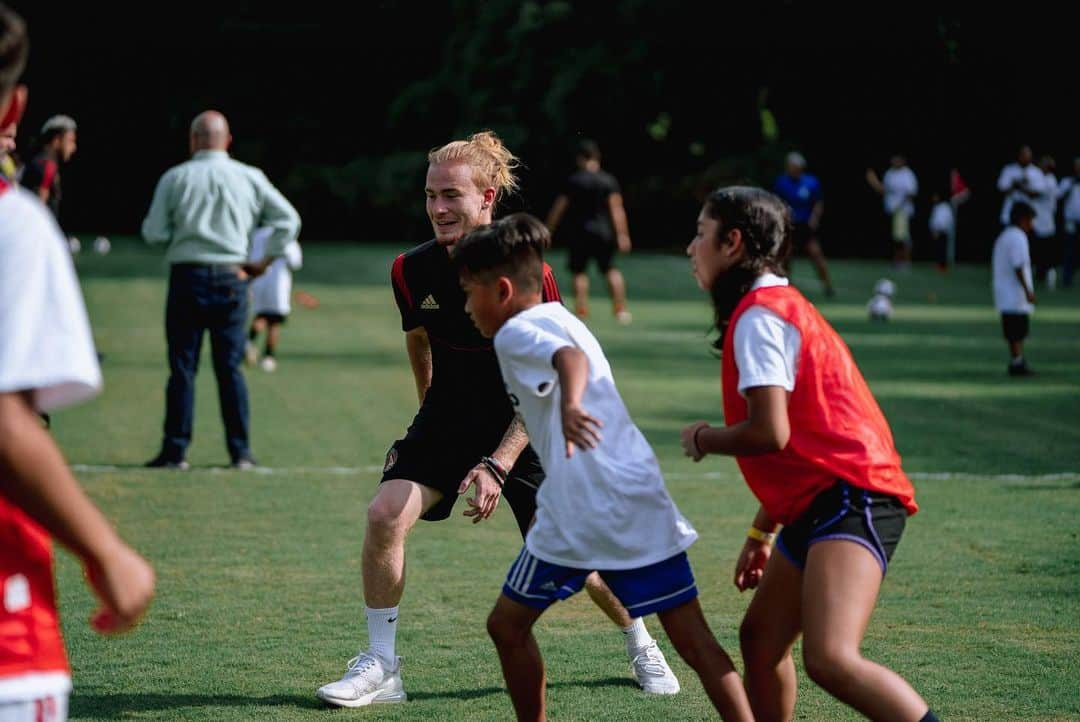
left=20, top=150, right=61, bottom=219
left=391, top=239, right=562, bottom=440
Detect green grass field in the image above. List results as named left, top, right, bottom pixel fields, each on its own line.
left=49, top=238, right=1080, bottom=721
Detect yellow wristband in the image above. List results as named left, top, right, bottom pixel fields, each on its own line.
left=747, top=527, right=777, bottom=544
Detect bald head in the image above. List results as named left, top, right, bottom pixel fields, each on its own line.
left=190, top=110, right=231, bottom=152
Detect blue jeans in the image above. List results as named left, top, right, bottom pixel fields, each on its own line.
left=161, top=264, right=251, bottom=462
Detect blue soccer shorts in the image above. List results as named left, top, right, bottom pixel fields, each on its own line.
left=501, top=548, right=697, bottom=617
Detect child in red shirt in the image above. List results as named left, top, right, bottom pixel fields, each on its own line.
left=681, top=186, right=938, bottom=722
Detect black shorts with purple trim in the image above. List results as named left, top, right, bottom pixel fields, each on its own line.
left=776, top=480, right=907, bottom=575
left=501, top=548, right=697, bottom=617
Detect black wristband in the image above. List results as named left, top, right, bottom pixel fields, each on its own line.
left=480, top=456, right=507, bottom=487
left=692, top=424, right=708, bottom=456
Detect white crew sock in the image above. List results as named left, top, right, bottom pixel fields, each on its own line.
left=366, top=606, right=399, bottom=667
left=622, top=617, right=653, bottom=655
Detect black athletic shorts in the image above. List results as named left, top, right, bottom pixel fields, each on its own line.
left=776, top=480, right=907, bottom=575
left=791, top=221, right=817, bottom=251
left=254, top=312, right=287, bottom=325
left=568, top=231, right=617, bottom=274
left=1000, top=312, right=1030, bottom=343
left=380, top=432, right=544, bottom=538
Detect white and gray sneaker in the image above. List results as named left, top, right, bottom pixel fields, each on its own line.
left=316, top=652, right=407, bottom=707
left=629, top=640, right=680, bottom=694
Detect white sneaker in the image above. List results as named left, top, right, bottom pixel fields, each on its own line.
left=615, top=309, right=633, bottom=325
left=316, top=652, right=407, bottom=707
left=629, top=641, right=680, bottom=694
left=260, top=356, right=277, bottom=372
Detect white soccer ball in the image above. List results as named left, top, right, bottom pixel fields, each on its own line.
left=867, top=295, right=893, bottom=321
left=93, top=236, right=111, bottom=255
left=67, top=236, right=81, bottom=254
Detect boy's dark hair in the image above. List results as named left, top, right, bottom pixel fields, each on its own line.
left=702, top=186, right=792, bottom=349
left=0, top=4, right=28, bottom=93
left=1010, top=200, right=1036, bottom=225
left=453, top=213, right=550, bottom=293
left=576, top=139, right=601, bottom=162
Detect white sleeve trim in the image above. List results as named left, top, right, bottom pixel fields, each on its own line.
left=732, top=306, right=801, bottom=396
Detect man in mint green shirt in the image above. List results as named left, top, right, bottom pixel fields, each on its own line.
left=142, top=110, right=300, bottom=470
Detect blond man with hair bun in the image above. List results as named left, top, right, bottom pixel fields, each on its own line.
left=317, top=131, right=681, bottom=708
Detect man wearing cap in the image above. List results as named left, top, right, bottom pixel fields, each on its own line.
left=773, top=151, right=835, bottom=296
left=19, top=114, right=75, bottom=220
left=141, top=110, right=301, bottom=470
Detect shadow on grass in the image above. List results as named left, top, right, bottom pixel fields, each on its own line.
left=70, top=678, right=637, bottom=716
left=69, top=693, right=322, bottom=718
left=1002, top=481, right=1080, bottom=491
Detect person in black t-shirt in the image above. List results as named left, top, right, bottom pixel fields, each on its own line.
left=20, top=114, right=76, bottom=222
left=546, top=139, right=633, bottom=323
left=316, top=131, right=680, bottom=708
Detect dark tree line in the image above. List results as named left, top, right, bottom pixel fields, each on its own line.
left=12, top=1, right=1076, bottom=260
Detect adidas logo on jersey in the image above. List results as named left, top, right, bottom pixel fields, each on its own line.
left=420, top=294, right=440, bottom=310
left=539, top=581, right=558, bottom=592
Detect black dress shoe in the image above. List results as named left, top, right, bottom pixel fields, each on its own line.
left=145, top=453, right=190, bottom=470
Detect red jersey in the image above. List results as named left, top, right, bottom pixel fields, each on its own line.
left=721, top=285, right=917, bottom=526
left=0, top=494, right=69, bottom=689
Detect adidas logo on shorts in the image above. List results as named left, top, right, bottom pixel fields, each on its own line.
left=420, top=294, right=439, bottom=310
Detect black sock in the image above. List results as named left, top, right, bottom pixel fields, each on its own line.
left=264, top=348, right=275, bottom=358
left=248, top=327, right=257, bottom=341
left=920, top=710, right=940, bottom=722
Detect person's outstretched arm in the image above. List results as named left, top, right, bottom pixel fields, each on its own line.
left=0, top=391, right=155, bottom=634
left=545, top=195, right=569, bottom=234
left=553, top=346, right=602, bottom=458
left=404, top=327, right=432, bottom=405
left=681, top=385, right=790, bottom=460
left=141, top=171, right=174, bottom=244
left=608, top=193, right=632, bottom=252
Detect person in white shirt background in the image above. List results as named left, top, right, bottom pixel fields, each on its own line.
left=1058, top=156, right=1080, bottom=288
left=1030, top=155, right=1060, bottom=289
left=992, top=201, right=1037, bottom=376
left=866, top=155, right=918, bottom=269
left=928, top=189, right=955, bottom=273
left=996, top=145, right=1044, bottom=228
left=245, top=227, right=303, bottom=373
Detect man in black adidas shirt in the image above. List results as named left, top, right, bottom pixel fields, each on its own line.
left=317, top=132, right=680, bottom=707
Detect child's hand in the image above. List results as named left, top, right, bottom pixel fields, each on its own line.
left=681, top=421, right=709, bottom=462
left=733, top=537, right=771, bottom=592
left=85, top=542, right=156, bottom=634
left=562, top=403, right=602, bottom=458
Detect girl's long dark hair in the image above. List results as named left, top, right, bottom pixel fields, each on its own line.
left=704, top=186, right=792, bottom=350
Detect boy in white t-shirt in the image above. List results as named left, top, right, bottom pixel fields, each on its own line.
left=245, top=227, right=302, bottom=372
left=452, top=214, right=753, bottom=722
left=992, top=201, right=1037, bottom=376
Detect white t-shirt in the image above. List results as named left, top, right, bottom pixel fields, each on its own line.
left=249, top=227, right=302, bottom=316
left=732, top=274, right=801, bottom=396
left=1031, top=172, right=1058, bottom=237
left=494, top=302, right=697, bottom=570
left=997, top=163, right=1046, bottom=226
left=1060, top=176, right=1080, bottom=230
left=992, top=226, right=1034, bottom=314
left=929, top=201, right=955, bottom=237
left=882, top=167, right=918, bottom=216
left=0, top=185, right=101, bottom=412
